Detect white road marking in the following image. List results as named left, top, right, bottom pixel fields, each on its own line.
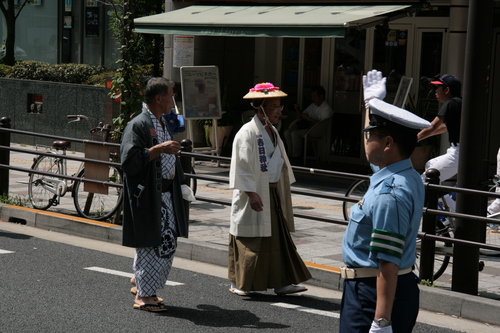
left=0, top=249, right=15, bottom=254
left=271, top=302, right=340, bottom=318
left=84, top=266, right=184, bottom=286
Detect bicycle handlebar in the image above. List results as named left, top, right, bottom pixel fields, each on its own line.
left=67, top=115, right=93, bottom=131
left=479, top=175, right=500, bottom=188
left=67, top=115, right=89, bottom=120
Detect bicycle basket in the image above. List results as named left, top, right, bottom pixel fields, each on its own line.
left=90, top=127, right=110, bottom=142
left=90, top=127, right=120, bottom=159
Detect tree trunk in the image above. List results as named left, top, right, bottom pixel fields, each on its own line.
left=3, top=0, right=17, bottom=66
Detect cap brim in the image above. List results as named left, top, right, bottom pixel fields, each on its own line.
left=362, top=124, right=378, bottom=132
left=430, top=80, right=444, bottom=85
left=368, top=99, right=432, bottom=130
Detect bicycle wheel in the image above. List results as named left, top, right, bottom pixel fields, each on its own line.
left=482, top=187, right=500, bottom=256
left=72, top=166, right=123, bottom=221
left=343, top=179, right=370, bottom=220
left=28, top=154, right=60, bottom=210
left=482, top=220, right=500, bottom=256
left=414, top=219, right=453, bottom=281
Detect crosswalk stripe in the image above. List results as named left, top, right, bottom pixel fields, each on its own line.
left=0, top=249, right=15, bottom=254
left=271, top=302, right=340, bottom=318
left=84, top=266, right=184, bottom=286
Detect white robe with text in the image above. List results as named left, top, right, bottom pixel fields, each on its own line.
left=229, top=116, right=295, bottom=237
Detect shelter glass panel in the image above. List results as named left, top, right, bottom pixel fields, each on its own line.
left=372, top=25, right=409, bottom=104
left=281, top=38, right=300, bottom=106
left=302, top=38, right=323, bottom=107
left=418, top=31, right=443, bottom=120
left=330, top=28, right=366, bottom=159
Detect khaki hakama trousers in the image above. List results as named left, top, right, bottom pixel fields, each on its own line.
left=228, top=184, right=311, bottom=291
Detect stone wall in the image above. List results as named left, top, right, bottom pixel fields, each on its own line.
left=0, top=78, right=118, bottom=152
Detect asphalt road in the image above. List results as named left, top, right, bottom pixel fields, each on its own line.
left=0, top=223, right=496, bottom=333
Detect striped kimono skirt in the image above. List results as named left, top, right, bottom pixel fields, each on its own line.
left=133, top=190, right=177, bottom=297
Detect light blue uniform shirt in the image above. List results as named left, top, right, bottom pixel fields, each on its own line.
left=342, top=159, right=424, bottom=270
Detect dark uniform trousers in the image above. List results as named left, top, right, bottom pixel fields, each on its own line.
left=339, top=272, right=420, bottom=333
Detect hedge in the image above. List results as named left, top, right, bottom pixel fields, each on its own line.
left=0, top=61, right=163, bottom=86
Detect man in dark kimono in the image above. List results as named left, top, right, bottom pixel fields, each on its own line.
left=120, top=77, right=188, bottom=312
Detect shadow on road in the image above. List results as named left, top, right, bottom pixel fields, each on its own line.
left=156, top=304, right=289, bottom=329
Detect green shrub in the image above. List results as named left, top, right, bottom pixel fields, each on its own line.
left=7, top=61, right=52, bottom=81
left=0, top=194, right=29, bottom=207
left=3, top=61, right=160, bottom=86
left=0, top=64, right=11, bottom=77
left=86, top=71, right=116, bottom=86
left=60, top=63, right=105, bottom=83
left=419, top=279, right=436, bottom=287
left=138, top=63, right=163, bottom=77
left=6, top=61, right=106, bottom=84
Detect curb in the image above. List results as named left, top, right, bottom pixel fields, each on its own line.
left=1, top=203, right=499, bottom=326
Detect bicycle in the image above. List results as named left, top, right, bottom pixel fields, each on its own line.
left=28, top=115, right=123, bottom=221
left=483, top=174, right=500, bottom=256
left=343, top=178, right=455, bottom=281
left=434, top=175, right=500, bottom=257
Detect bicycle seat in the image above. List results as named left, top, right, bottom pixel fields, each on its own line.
left=52, top=140, right=71, bottom=150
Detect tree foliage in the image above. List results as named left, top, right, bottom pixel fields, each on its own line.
left=0, top=0, right=30, bottom=66
left=97, top=0, right=164, bottom=138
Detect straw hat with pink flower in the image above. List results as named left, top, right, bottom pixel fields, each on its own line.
left=243, top=82, right=287, bottom=99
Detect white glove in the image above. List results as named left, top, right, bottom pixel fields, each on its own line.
left=181, top=184, right=196, bottom=202
left=363, top=69, right=387, bottom=105
left=369, top=320, right=393, bottom=333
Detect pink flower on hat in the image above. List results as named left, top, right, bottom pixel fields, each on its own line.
left=250, top=82, right=280, bottom=94
left=243, top=82, right=287, bottom=99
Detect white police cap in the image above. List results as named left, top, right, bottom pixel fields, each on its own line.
left=363, top=99, right=431, bottom=132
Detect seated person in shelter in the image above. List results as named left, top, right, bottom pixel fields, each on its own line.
left=284, top=86, right=333, bottom=159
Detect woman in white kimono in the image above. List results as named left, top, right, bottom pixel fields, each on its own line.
left=228, top=83, right=311, bottom=296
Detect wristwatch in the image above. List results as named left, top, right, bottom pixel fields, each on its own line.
left=374, top=318, right=392, bottom=327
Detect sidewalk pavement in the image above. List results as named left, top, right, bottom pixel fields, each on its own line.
left=2, top=143, right=500, bottom=327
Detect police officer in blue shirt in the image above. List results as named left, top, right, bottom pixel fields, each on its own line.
left=339, top=70, right=431, bottom=333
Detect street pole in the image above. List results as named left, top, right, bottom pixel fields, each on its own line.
left=453, top=0, right=494, bottom=295
left=0, top=117, right=11, bottom=196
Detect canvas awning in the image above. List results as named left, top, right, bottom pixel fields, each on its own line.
left=134, top=5, right=412, bottom=38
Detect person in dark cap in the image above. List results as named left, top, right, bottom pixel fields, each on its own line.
left=418, top=74, right=462, bottom=183
left=339, top=70, right=431, bottom=333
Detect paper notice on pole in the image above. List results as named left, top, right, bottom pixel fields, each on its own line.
left=174, top=36, right=194, bottom=68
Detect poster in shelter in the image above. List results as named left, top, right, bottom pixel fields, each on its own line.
left=174, top=36, right=194, bottom=68
left=180, top=66, right=221, bottom=119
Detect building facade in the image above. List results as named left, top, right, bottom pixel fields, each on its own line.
left=4, top=0, right=500, bottom=175
left=0, top=0, right=117, bottom=67
left=152, top=0, right=471, bottom=167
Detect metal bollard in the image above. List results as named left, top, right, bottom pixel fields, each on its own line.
left=419, top=168, right=440, bottom=281
left=180, top=139, right=193, bottom=227
left=0, top=117, right=11, bottom=196
left=180, top=139, right=193, bottom=186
